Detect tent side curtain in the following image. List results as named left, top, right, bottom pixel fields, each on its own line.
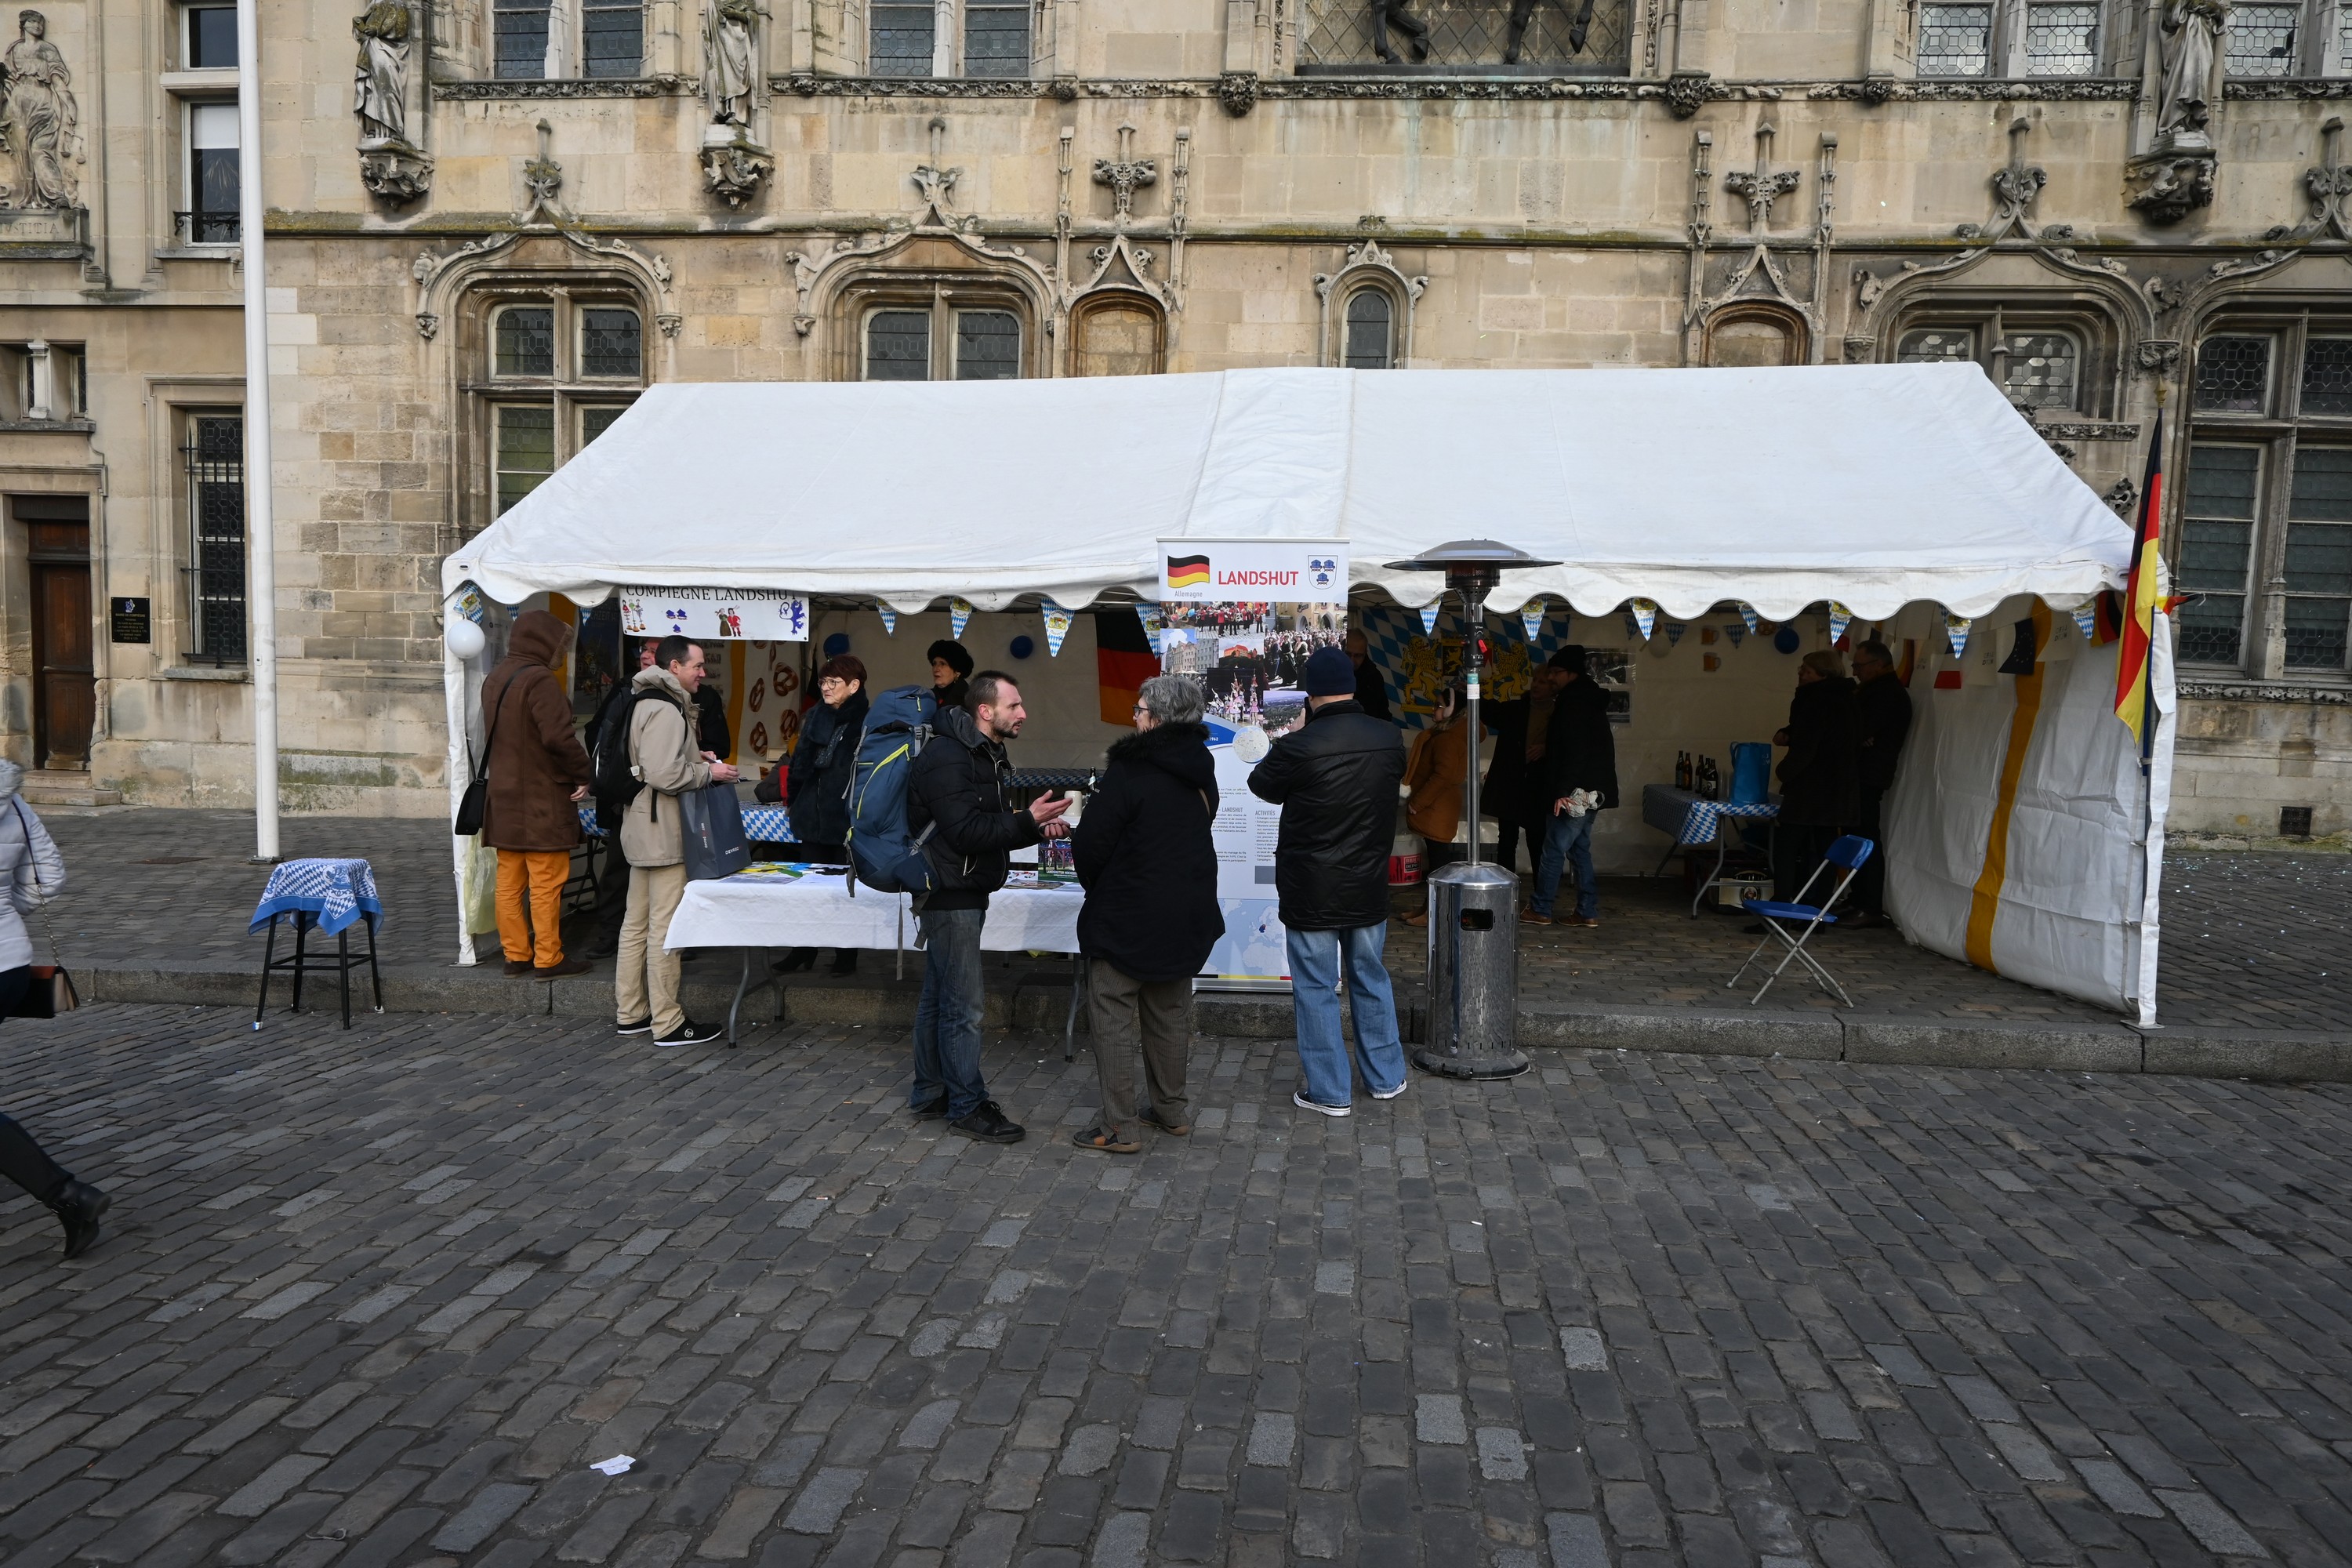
left=443, top=365, right=2132, bottom=621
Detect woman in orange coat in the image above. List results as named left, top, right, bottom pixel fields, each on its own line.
left=1399, top=685, right=1473, bottom=926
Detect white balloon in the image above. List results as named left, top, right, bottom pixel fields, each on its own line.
left=445, top=618, right=486, bottom=660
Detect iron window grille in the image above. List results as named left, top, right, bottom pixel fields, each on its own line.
left=182, top=414, right=248, bottom=666
left=1918, top=4, right=1994, bottom=76
left=1345, top=290, right=1396, bottom=370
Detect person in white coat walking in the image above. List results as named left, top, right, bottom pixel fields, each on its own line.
left=0, top=760, right=106, bottom=1259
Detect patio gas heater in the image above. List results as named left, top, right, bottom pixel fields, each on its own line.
left=1388, top=540, right=1559, bottom=1080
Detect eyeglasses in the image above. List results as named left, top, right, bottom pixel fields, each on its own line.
left=1131, top=704, right=1151, bottom=717
left=819, top=676, right=848, bottom=688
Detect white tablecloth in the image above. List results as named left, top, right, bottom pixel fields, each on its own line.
left=663, top=868, right=1085, bottom=953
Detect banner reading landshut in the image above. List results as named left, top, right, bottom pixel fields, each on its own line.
left=1157, top=539, right=1349, bottom=604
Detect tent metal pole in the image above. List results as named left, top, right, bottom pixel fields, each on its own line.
left=238, top=0, right=280, bottom=863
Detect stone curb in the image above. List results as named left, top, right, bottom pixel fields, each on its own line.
left=76, top=960, right=2351, bottom=1083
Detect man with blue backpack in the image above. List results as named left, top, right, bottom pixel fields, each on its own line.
left=904, top=670, right=1070, bottom=1144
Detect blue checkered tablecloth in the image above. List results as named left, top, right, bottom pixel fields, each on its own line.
left=578, top=803, right=797, bottom=842
left=249, top=858, right=383, bottom=938
left=1641, top=783, right=1778, bottom=846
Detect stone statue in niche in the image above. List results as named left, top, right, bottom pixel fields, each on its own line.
left=2154, top=0, right=2225, bottom=151
left=2, top=10, right=82, bottom=209
left=704, top=0, right=760, bottom=128
left=1369, top=0, right=1430, bottom=64
left=1505, top=0, right=1599, bottom=64
left=352, top=1, right=409, bottom=149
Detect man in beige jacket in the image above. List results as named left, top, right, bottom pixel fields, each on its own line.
left=617, top=634, right=739, bottom=1044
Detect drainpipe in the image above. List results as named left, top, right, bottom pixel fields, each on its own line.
left=238, top=0, right=279, bottom=861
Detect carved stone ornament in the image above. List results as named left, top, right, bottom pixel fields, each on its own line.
left=2125, top=149, right=2215, bottom=224
left=2104, top=477, right=2136, bottom=517
left=1664, top=71, right=1709, bottom=121
left=1857, top=74, right=1893, bottom=107
left=1842, top=335, right=1874, bottom=363
left=360, top=143, right=434, bottom=203
left=2135, top=339, right=2183, bottom=376
left=2, top=9, right=85, bottom=210
left=701, top=132, right=773, bottom=209
left=1724, top=124, right=1800, bottom=233
left=1093, top=124, right=1157, bottom=225
left=2273, top=117, right=2352, bottom=241
left=2153, top=0, right=2225, bottom=153
left=522, top=119, right=564, bottom=217
left=1218, top=71, right=1259, bottom=118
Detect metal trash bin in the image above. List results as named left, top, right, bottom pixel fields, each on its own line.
left=1413, top=860, right=1529, bottom=1080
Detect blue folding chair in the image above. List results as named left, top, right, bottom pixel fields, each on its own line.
left=1726, top=835, right=1875, bottom=1006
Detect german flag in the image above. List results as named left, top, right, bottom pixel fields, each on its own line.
left=1096, top=608, right=1161, bottom=724
left=1165, top=554, right=1212, bottom=590
left=2114, top=412, right=2164, bottom=758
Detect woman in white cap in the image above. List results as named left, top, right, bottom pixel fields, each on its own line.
left=0, top=760, right=107, bottom=1259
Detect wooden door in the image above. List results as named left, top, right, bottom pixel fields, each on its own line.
left=27, top=518, right=93, bottom=768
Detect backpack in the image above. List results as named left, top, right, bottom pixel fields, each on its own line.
left=844, top=684, right=939, bottom=896
left=590, top=685, right=657, bottom=811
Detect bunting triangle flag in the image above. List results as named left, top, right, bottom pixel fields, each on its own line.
left=1828, top=602, right=1853, bottom=646
left=1041, top=602, right=1073, bottom=656
left=950, top=598, right=974, bottom=639
left=878, top=607, right=897, bottom=636
left=1738, top=603, right=1759, bottom=634
left=1418, top=603, right=1441, bottom=637
left=2070, top=603, right=2097, bottom=642
left=1137, top=602, right=1166, bottom=655
left=1519, top=600, right=1545, bottom=644
left=1723, top=621, right=1746, bottom=648
left=1944, top=613, right=1973, bottom=659
left=1629, top=599, right=1658, bottom=640
left=1664, top=621, right=1685, bottom=647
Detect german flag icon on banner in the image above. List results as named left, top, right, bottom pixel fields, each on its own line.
left=1165, top=554, right=1212, bottom=590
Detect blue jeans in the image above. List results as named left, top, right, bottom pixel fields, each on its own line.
left=1283, top=924, right=1407, bottom=1108
left=913, top=906, right=989, bottom=1119
left=1530, top=810, right=1598, bottom=919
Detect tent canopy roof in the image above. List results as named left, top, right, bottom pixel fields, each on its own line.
left=445, top=364, right=2131, bottom=622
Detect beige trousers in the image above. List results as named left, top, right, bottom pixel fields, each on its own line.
left=615, top=862, right=688, bottom=1035
left=1086, top=959, right=1193, bottom=1140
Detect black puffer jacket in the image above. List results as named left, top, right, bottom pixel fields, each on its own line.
left=908, top=704, right=1044, bottom=912
left=1246, top=699, right=1406, bottom=932
left=775, top=691, right=868, bottom=847
left=1536, top=677, right=1619, bottom=810
left=1074, top=722, right=1225, bottom=982
left=1778, top=675, right=1861, bottom=827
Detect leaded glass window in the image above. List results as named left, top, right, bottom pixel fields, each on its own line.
left=2194, top=336, right=2271, bottom=414
left=583, top=0, right=644, bottom=77
left=495, top=405, right=557, bottom=514
left=2285, top=448, right=2352, bottom=669
left=1345, top=291, right=1395, bottom=370
left=582, top=406, right=628, bottom=447
left=1918, top=5, right=1992, bottom=76
left=955, top=310, right=1021, bottom=379
left=495, top=306, right=556, bottom=377
left=963, top=0, right=1029, bottom=77
left=580, top=308, right=641, bottom=379
left=2225, top=3, right=2299, bottom=75
left=185, top=414, right=247, bottom=665
left=871, top=1, right=935, bottom=74
left=2004, top=332, right=2078, bottom=409
left=2176, top=445, right=2259, bottom=666
left=2024, top=3, right=2098, bottom=74
left=494, top=0, right=552, bottom=78
left=2300, top=339, right=2352, bottom=417
left=866, top=310, right=931, bottom=380
left=1896, top=328, right=1976, bottom=364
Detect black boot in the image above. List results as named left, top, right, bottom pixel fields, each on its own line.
left=775, top=948, right=817, bottom=974
left=830, top=949, right=858, bottom=977
left=49, top=1179, right=108, bottom=1261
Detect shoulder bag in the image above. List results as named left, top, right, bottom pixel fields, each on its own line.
left=7, top=799, right=76, bottom=1018
left=453, top=676, right=516, bottom=837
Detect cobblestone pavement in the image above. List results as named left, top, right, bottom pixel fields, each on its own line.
left=4, top=1004, right=2351, bottom=1567
left=34, top=809, right=2352, bottom=1031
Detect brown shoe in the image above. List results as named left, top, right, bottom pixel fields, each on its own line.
left=534, top=956, right=593, bottom=979
left=1520, top=908, right=1554, bottom=926
left=504, top=960, right=533, bottom=977
left=1398, top=910, right=1428, bottom=927
left=1072, top=1125, right=1142, bottom=1154
left=1563, top=914, right=1600, bottom=928
left=1141, top=1108, right=1191, bottom=1137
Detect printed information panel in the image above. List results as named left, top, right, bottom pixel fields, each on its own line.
left=1200, top=717, right=1293, bottom=989
left=619, top=586, right=809, bottom=641
left=1157, top=539, right=1348, bottom=604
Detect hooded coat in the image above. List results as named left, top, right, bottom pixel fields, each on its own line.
left=1073, top=721, right=1225, bottom=982
left=478, top=610, right=592, bottom=853
left=0, top=763, right=64, bottom=973
left=1777, top=675, right=1862, bottom=826
left=1535, top=677, right=1619, bottom=810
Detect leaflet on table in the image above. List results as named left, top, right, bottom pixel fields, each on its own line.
left=618, top=586, right=809, bottom=641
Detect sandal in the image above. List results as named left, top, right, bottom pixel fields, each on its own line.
left=1071, top=1126, right=1142, bottom=1154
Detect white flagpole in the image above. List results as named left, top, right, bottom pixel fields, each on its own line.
left=238, top=0, right=280, bottom=862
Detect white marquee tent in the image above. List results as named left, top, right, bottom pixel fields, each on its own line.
left=444, top=365, right=2173, bottom=1020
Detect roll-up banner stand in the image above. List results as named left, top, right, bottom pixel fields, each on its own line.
left=1157, top=541, right=1352, bottom=991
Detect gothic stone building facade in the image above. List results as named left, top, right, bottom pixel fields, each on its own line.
left=0, top=0, right=2348, bottom=830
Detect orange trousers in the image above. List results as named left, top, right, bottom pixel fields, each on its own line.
left=495, top=848, right=569, bottom=969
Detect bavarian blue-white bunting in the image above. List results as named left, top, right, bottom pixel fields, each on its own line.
left=1418, top=603, right=1441, bottom=637
left=1137, top=602, right=1166, bottom=656
left=1629, top=599, right=1659, bottom=641
left=1944, top=613, right=1973, bottom=659
left=2070, top=604, right=2097, bottom=641
left=1041, top=601, right=1073, bottom=657
left=1738, top=603, right=1759, bottom=634
left=950, top=598, right=974, bottom=639
left=1519, top=600, right=1545, bottom=644
left=1828, top=602, right=1853, bottom=645
left=1664, top=621, right=1685, bottom=648
left=1723, top=620, right=1746, bottom=648
left=878, top=606, right=897, bottom=636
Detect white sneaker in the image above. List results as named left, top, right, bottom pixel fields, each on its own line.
left=1292, top=1090, right=1351, bottom=1118
left=1370, top=1080, right=1409, bottom=1101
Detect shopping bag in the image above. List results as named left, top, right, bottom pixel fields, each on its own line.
left=680, top=782, right=752, bottom=881
left=462, top=835, right=500, bottom=935
left=8, top=964, right=78, bottom=1018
